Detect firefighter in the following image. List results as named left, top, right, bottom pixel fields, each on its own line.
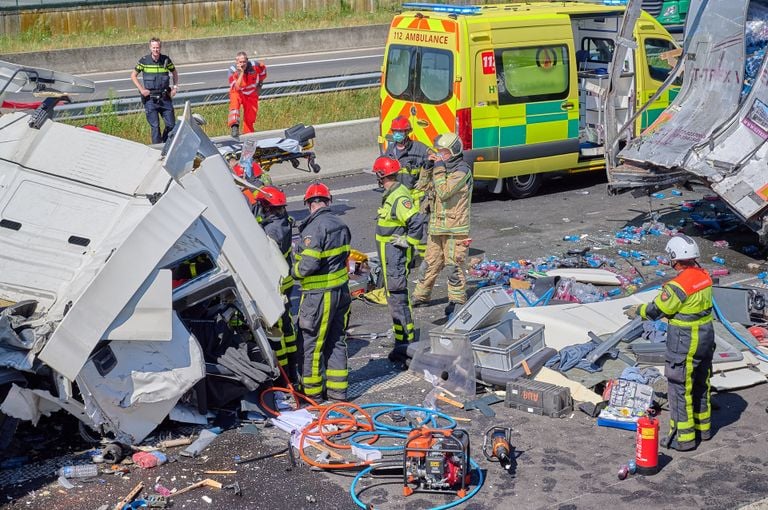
left=255, top=186, right=298, bottom=384
left=372, top=157, right=425, bottom=352
left=293, top=182, right=352, bottom=401
left=228, top=51, right=267, bottom=138
left=385, top=116, right=431, bottom=265
left=384, top=116, right=432, bottom=209
left=624, top=235, right=715, bottom=451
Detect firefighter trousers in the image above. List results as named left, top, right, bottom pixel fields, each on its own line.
left=275, top=288, right=298, bottom=384
left=227, top=91, right=259, bottom=133
left=665, top=320, right=715, bottom=445
left=377, top=241, right=415, bottom=344
left=298, top=285, right=351, bottom=400
left=413, top=234, right=468, bottom=305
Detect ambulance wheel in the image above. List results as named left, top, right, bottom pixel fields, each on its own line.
left=503, top=174, right=542, bottom=199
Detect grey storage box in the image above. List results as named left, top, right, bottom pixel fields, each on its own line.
left=505, top=379, right=573, bottom=418
left=430, top=286, right=514, bottom=355
left=471, top=320, right=545, bottom=372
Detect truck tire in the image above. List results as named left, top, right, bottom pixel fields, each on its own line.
left=503, top=173, right=542, bottom=199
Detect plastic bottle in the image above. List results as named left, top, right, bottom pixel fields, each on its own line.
left=651, top=192, right=665, bottom=199
left=671, top=190, right=683, bottom=197
left=758, top=272, right=767, bottom=280
left=655, top=270, right=667, bottom=277
left=607, top=288, right=622, bottom=297
left=132, top=451, right=168, bottom=469
left=618, top=250, right=630, bottom=258
left=58, top=464, right=99, bottom=478
left=641, top=259, right=659, bottom=266
left=563, top=235, right=579, bottom=242
left=710, top=268, right=729, bottom=277
left=712, top=256, right=726, bottom=265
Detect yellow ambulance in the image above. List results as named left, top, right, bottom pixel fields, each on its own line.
left=379, top=2, right=680, bottom=197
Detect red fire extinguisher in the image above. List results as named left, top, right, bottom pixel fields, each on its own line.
left=635, top=409, right=659, bottom=475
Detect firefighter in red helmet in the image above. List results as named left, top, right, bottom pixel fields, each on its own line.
left=255, top=185, right=298, bottom=384
left=293, top=182, right=352, bottom=401
left=372, top=157, right=425, bottom=360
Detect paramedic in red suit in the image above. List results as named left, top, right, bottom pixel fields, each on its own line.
left=228, top=51, right=267, bottom=138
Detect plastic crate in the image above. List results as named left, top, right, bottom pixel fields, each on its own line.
left=444, top=286, right=513, bottom=333
left=470, top=320, right=545, bottom=372
left=505, top=379, right=573, bottom=418
left=429, top=326, right=489, bottom=356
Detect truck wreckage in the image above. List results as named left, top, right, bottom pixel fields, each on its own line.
left=606, top=0, right=768, bottom=242
left=0, top=61, right=288, bottom=447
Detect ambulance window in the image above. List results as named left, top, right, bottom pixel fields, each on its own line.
left=581, top=38, right=614, bottom=64
left=385, top=45, right=454, bottom=105
left=385, top=45, right=413, bottom=98
left=495, top=45, right=570, bottom=105
left=645, top=38, right=679, bottom=83
left=417, top=48, right=453, bottom=104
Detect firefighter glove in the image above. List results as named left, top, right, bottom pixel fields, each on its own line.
left=390, top=235, right=409, bottom=248
left=623, top=304, right=641, bottom=320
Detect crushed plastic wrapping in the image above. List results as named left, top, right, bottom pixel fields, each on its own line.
left=408, top=338, right=476, bottom=400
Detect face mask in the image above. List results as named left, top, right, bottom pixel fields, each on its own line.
left=392, top=131, right=406, bottom=143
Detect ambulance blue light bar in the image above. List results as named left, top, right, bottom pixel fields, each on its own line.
left=602, top=0, right=628, bottom=4
left=401, top=3, right=482, bottom=15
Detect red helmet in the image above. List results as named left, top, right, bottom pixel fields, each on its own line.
left=390, top=116, right=411, bottom=131
left=304, top=182, right=332, bottom=203
left=82, top=124, right=100, bottom=132
left=233, top=161, right=263, bottom=179
left=372, top=156, right=400, bottom=178
left=256, top=186, right=287, bottom=207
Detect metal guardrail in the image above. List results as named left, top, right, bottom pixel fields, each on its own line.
left=53, top=72, right=382, bottom=121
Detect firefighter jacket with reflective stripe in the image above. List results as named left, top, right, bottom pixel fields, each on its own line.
left=384, top=139, right=432, bottom=191
left=640, top=267, right=713, bottom=325
left=293, top=207, right=351, bottom=291
left=135, top=54, right=175, bottom=93
left=424, top=156, right=472, bottom=235
left=228, top=60, right=267, bottom=96
left=261, top=212, right=295, bottom=293
left=375, top=182, right=424, bottom=246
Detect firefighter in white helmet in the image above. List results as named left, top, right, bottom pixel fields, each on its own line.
left=412, top=132, right=472, bottom=317
left=624, top=234, right=714, bottom=451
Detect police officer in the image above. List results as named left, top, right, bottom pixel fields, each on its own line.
left=255, top=185, right=298, bottom=384
left=130, top=37, right=179, bottom=144
left=624, top=235, right=714, bottom=451
left=293, top=182, right=352, bottom=401
left=372, top=157, right=425, bottom=353
left=412, top=133, right=472, bottom=317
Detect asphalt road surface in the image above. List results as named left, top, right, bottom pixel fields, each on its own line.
left=3, top=170, right=768, bottom=510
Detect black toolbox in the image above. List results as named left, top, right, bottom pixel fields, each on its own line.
left=505, top=379, right=573, bottom=418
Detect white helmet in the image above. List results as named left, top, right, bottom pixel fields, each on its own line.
left=433, top=132, right=463, bottom=158
left=665, top=234, right=700, bottom=262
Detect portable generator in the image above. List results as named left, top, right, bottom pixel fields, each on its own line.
left=402, top=427, right=470, bottom=498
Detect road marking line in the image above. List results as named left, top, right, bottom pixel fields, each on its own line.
left=287, top=183, right=373, bottom=203
left=90, top=54, right=384, bottom=82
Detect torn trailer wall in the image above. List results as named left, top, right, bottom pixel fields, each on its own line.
left=0, top=104, right=288, bottom=445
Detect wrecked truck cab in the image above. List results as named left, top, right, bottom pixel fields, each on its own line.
left=0, top=64, right=288, bottom=446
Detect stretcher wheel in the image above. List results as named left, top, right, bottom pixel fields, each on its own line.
left=291, top=159, right=300, bottom=169
left=310, top=159, right=321, bottom=173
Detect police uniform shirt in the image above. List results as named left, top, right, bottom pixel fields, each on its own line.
left=135, top=54, right=175, bottom=93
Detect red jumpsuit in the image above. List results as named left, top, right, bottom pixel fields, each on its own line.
left=228, top=60, right=267, bottom=134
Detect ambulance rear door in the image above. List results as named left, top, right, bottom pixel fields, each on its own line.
left=381, top=15, right=460, bottom=149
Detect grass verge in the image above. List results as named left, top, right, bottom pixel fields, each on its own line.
left=59, top=87, right=380, bottom=144
left=0, top=6, right=396, bottom=54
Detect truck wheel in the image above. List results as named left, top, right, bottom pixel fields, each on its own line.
left=503, top=174, right=542, bottom=199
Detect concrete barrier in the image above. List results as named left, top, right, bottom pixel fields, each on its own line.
left=238, top=117, right=380, bottom=186
left=0, top=24, right=389, bottom=74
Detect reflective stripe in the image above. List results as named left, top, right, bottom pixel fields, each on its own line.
left=311, top=292, right=332, bottom=386
left=669, top=315, right=713, bottom=327
left=301, top=245, right=350, bottom=259
left=300, top=267, right=349, bottom=290
left=327, top=380, right=348, bottom=389
left=327, top=368, right=347, bottom=378
left=302, top=375, right=323, bottom=384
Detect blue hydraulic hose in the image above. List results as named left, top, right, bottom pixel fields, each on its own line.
left=350, top=458, right=484, bottom=510
left=349, top=430, right=407, bottom=451
left=358, top=403, right=457, bottom=431
left=712, top=297, right=768, bottom=362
